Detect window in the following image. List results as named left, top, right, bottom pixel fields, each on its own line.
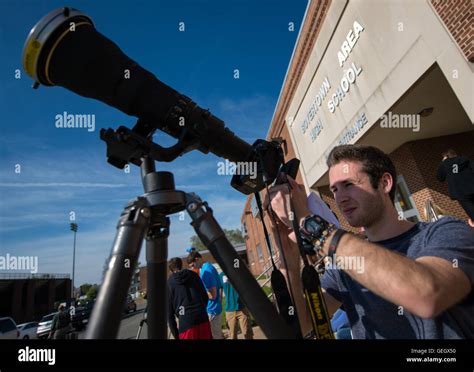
left=256, top=244, right=263, bottom=261
left=263, top=237, right=276, bottom=258
left=242, top=222, right=248, bottom=237
left=247, top=250, right=254, bottom=265
left=250, top=193, right=261, bottom=218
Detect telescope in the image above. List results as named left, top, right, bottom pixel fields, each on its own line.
left=22, top=7, right=283, bottom=193
left=22, top=7, right=301, bottom=339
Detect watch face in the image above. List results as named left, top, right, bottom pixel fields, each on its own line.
left=304, top=216, right=325, bottom=237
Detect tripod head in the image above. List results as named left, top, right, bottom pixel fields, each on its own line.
left=101, top=119, right=286, bottom=195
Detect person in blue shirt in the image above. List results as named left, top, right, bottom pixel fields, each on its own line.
left=219, top=272, right=253, bottom=339
left=187, top=251, right=223, bottom=339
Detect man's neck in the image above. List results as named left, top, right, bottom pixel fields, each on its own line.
left=365, top=204, right=415, bottom=242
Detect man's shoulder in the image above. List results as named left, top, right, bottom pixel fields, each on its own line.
left=421, top=217, right=473, bottom=239
left=203, top=262, right=218, bottom=274
left=407, top=217, right=474, bottom=254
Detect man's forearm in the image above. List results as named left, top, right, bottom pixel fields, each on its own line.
left=208, top=288, right=216, bottom=300
left=329, top=233, right=442, bottom=318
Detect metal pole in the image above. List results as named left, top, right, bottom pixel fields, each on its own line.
left=72, top=229, right=76, bottom=298
left=70, top=223, right=78, bottom=301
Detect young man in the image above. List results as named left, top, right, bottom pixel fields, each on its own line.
left=219, top=272, right=254, bottom=339
left=186, top=247, right=201, bottom=276
left=437, top=149, right=474, bottom=223
left=187, top=251, right=224, bottom=339
left=268, top=144, right=474, bottom=339
left=167, top=257, right=212, bottom=339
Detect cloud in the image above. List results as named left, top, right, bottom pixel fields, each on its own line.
left=0, top=182, right=130, bottom=188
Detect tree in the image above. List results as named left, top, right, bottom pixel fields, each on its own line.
left=80, top=283, right=92, bottom=296
left=189, top=228, right=244, bottom=252
left=86, top=285, right=98, bottom=300
left=190, top=235, right=207, bottom=251
left=223, top=228, right=245, bottom=244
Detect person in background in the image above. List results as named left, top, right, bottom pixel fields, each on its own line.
left=167, top=257, right=211, bottom=339
left=49, top=304, right=71, bottom=339
left=187, top=251, right=224, bottom=339
left=437, top=149, right=474, bottom=224
left=186, top=247, right=201, bottom=276
left=219, top=271, right=253, bottom=339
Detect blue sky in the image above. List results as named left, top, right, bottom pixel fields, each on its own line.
left=0, top=0, right=308, bottom=285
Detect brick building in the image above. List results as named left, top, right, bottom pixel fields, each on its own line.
left=0, top=274, right=71, bottom=323
left=243, top=0, right=473, bottom=275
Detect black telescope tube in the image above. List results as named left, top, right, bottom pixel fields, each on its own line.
left=30, top=12, right=251, bottom=162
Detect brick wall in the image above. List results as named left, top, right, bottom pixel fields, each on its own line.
left=431, top=0, right=474, bottom=62
left=392, top=131, right=474, bottom=221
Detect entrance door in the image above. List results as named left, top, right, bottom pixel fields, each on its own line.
left=394, top=175, right=421, bottom=223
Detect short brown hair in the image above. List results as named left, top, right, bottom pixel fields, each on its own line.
left=327, top=145, right=397, bottom=203
left=169, top=257, right=183, bottom=272
left=186, top=251, right=202, bottom=265
left=441, top=149, right=457, bottom=159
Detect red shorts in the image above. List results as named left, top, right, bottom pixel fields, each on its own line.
left=179, top=321, right=213, bottom=340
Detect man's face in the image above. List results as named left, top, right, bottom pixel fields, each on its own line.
left=329, top=160, right=387, bottom=228
left=193, top=257, right=202, bottom=269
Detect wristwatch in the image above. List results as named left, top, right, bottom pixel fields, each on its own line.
left=299, top=215, right=345, bottom=257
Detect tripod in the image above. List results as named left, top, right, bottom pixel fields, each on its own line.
left=85, top=157, right=298, bottom=339
left=135, top=306, right=147, bottom=339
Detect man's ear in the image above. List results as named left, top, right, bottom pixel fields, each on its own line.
left=380, top=172, right=394, bottom=196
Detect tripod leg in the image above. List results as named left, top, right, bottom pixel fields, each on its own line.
left=146, top=223, right=169, bottom=339
left=185, top=193, right=298, bottom=339
left=85, top=198, right=150, bottom=339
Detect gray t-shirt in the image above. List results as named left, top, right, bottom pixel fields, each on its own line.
left=321, top=217, right=474, bottom=339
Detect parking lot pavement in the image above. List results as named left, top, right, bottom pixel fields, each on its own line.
left=78, top=302, right=266, bottom=339
left=78, top=303, right=147, bottom=339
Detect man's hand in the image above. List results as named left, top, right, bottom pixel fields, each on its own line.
left=265, top=176, right=311, bottom=229
left=207, top=287, right=217, bottom=300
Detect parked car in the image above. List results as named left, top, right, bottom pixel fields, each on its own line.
left=36, top=313, right=56, bottom=339
left=124, top=295, right=137, bottom=313
left=17, top=322, right=38, bottom=339
left=0, top=317, right=19, bottom=339
left=71, top=299, right=95, bottom=331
